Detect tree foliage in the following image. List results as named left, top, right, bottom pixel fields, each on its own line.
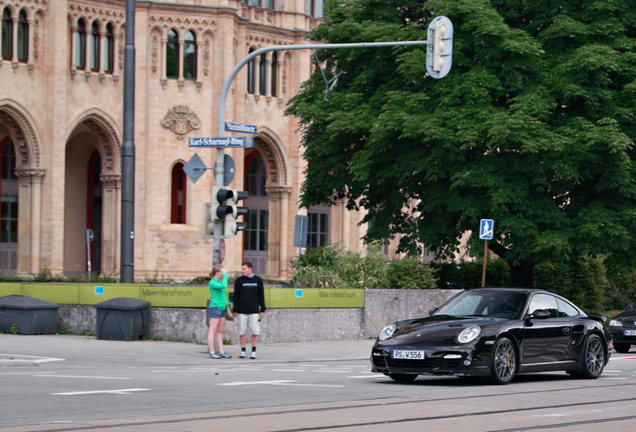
left=286, top=0, right=636, bottom=286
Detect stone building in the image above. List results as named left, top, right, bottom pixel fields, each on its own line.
left=0, top=0, right=383, bottom=281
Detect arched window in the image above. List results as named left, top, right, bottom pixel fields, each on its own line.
left=104, top=24, right=114, bottom=73
left=166, top=29, right=178, bottom=79
left=307, top=0, right=323, bottom=18
left=183, top=30, right=196, bottom=79
left=17, top=10, right=27, bottom=62
left=90, top=21, right=100, bottom=71
left=171, top=163, right=187, bottom=224
left=259, top=53, right=267, bottom=95
left=75, top=19, right=86, bottom=69
left=246, top=153, right=267, bottom=197
left=271, top=52, right=278, bottom=97
left=1, top=8, right=12, bottom=60
left=247, top=47, right=255, bottom=94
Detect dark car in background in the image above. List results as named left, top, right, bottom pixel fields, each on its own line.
left=371, top=288, right=610, bottom=385
left=609, top=308, right=636, bottom=353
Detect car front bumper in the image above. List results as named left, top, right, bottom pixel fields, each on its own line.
left=370, top=346, right=492, bottom=378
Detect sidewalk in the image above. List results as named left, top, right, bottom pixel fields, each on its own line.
left=0, top=333, right=375, bottom=367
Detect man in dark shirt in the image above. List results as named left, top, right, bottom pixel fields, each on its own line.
left=233, top=261, right=266, bottom=359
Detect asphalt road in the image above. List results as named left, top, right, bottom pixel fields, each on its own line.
left=2, top=334, right=636, bottom=431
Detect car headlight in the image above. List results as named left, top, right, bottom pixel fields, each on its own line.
left=457, top=326, right=481, bottom=344
left=609, top=319, right=623, bottom=327
left=379, top=324, right=396, bottom=341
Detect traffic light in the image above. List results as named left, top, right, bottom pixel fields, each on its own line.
left=202, top=202, right=214, bottom=237
left=209, top=186, right=248, bottom=238
left=222, top=189, right=248, bottom=238
left=426, top=16, right=453, bottom=79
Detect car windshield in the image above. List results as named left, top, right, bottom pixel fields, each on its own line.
left=434, top=290, right=528, bottom=320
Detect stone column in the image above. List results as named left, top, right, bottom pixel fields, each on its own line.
left=70, top=26, right=77, bottom=77
left=177, top=37, right=184, bottom=90
left=278, top=187, right=291, bottom=277
left=195, top=40, right=202, bottom=91
left=264, top=186, right=292, bottom=280
left=160, top=36, right=167, bottom=88
left=11, top=16, right=18, bottom=69
left=27, top=19, right=35, bottom=71
left=15, top=169, right=43, bottom=275
left=254, top=54, right=261, bottom=101
left=98, top=31, right=105, bottom=81
left=276, top=56, right=284, bottom=102
left=85, top=30, right=93, bottom=78
left=29, top=170, right=44, bottom=273
left=112, top=32, right=120, bottom=81
left=100, top=174, right=121, bottom=275
left=265, top=52, right=272, bottom=100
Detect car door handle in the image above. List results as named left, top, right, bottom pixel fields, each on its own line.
left=562, top=327, right=571, bottom=335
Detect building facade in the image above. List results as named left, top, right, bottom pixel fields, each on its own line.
left=0, top=0, right=380, bottom=280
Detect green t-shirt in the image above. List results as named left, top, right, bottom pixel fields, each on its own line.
left=208, top=273, right=228, bottom=309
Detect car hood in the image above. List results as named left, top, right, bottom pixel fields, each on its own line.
left=385, top=315, right=502, bottom=346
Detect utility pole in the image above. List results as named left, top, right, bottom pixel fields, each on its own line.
left=120, top=0, right=136, bottom=283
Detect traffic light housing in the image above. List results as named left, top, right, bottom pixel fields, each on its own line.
left=202, top=202, right=214, bottom=237
left=209, top=186, right=248, bottom=238
left=426, top=16, right=453, bottom=79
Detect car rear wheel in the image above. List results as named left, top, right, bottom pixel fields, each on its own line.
left=577, top=334, right=605, bottom=379
left=388, top=373, right=417, bottom=383
left=614, top=342, right=631, bottom=353
left=490, top=337, right=516, bottom=385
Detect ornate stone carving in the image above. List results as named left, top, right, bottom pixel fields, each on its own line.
left=0, top=105, right=41, bottom=167
left=15, top=169, right=45, bottom=183
left=118, top=30, right=124, bottom=70
left=203, top=39, right=210, bottom=76
left=160, top=106, right=201, bottom=140
left=85, top=116, right=120, bottom=172
left=267, top=11, right=273, bottom=23
left=255, top=10, right=261, bottom=20
left=148, top=15, right=216, bottom=33
left=100, top=174, right=121, bottom=188
left=151, top=34, right=159, bottom=73
left=242, top=8, right=248, bottom=18
left=33, top=19, right=39, bottom=59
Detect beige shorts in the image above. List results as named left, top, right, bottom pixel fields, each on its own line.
left=237, top=313, right=260, bottom=336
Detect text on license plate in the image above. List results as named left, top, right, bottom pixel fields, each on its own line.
left=392, top=350, right=425, bottom=359
left=624, top=330, right=636, bottom=336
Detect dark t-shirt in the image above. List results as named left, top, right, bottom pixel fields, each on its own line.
left=233, top=275, right=266, bottom=314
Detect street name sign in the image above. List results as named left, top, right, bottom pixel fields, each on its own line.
left=225, top=122, right=257, bottom=134
left=479, top=219, right=494, bottom=240
left=189, top=137, right=253, bottom=148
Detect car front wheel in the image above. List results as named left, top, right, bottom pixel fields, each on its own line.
left=614, top=342, right=631, bottom=353
left=388, top=373, right=417, bottom=383
left=576, top=334, right=605, bottom=379
left=490, top=337, right=516, bottom=385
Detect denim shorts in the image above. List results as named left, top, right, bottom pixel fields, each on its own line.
left=208, top=307, right=227, bottom=319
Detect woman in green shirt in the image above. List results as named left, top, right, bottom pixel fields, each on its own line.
left=207, top=265, right=231, bottom=359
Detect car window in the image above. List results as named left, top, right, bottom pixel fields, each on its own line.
left=435, top=291, right=527, bottom=319
left=557, top=299, right=579, bottom=317
left=528, top=294, right=558, bottom=318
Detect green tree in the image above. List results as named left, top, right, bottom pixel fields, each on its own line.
left=286, top=0, right=636, bottom=287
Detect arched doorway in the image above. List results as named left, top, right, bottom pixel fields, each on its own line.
left=0, top=138, right=18, bottom=275
left=86, top=150, right=103, bottom=273
left=243, top=151, right=268, bottom=277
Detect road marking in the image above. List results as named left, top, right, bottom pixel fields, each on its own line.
left=217, top=380, right=344, bottom=388
left=532, top=414, right=572, bottom=418
left=34, top=375, right=129, bottom=380
left=272, top=369, right=306, bottom=372
left=0, top=354, right=64, bottom=363
left=600, top=377, right=627, bottom=380
left=315, top=370, right=350, bottom=373
left=53, top=388, right=150, bottom=396
left=0, top=372, right=54, bottom=375
left=347, top=375, right=379, bottom=379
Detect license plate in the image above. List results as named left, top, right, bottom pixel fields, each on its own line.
left=391, top=350, right=425, bottom=360
left=624, top=330, right=636, bottom=336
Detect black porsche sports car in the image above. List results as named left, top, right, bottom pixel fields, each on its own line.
left=608, top=307, right=636, bottom=353
left=371, top=288, right=611, bottom=385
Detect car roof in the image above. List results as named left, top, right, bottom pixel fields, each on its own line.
left=469, top=287, right=546, bottom=294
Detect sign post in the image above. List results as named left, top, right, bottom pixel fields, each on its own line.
left=85, top=229, right=95, bottom=280
left=479, top=219, right=494, bottom=287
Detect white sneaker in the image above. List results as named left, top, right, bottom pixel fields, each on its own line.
left=239, top=351, right=247, bottom=359
left=250, top=351, right=257, bottom=359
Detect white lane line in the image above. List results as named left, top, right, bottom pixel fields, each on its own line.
left=600, top=377, right=627, bottom=380
left=218, top=380, right=295, bottom=386
left=34, top=375, right=129, bottom=380
left=0, top=372, right=54, bottom=375
left=53, top=388, right=150, bottom=396
left=216, top=380, right=343, bottom=388
left=272, top=369, right=306, bottom=372
left=314, top=370, right=350, bottom=373
left=532, top=414, right=572, bottom=418
left=0, top=354, right=65, bottom=363
left=347, top=375, right=379, bottom=379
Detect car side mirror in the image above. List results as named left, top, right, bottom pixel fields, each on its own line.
left=528, top=309, right=550, bottom=319
left=430, top=307, right=438, bottom=316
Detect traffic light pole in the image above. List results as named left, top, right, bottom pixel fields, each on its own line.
left=213, top=39, right=437, bottom=266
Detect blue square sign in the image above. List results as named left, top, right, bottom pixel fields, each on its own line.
left=479, top=219, right=494, bottom=240
left=95, top=286, right=104, bottom=295
left=295, top=289, right=303, bottom=298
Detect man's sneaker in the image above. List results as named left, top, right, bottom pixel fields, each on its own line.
left=219, top=353, right=231, bottom=359
left=250, top=351, right=257, bottom=360
left=239, top=351, right=247, bottom=359
left=210, top=353, right=221, bottom=359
